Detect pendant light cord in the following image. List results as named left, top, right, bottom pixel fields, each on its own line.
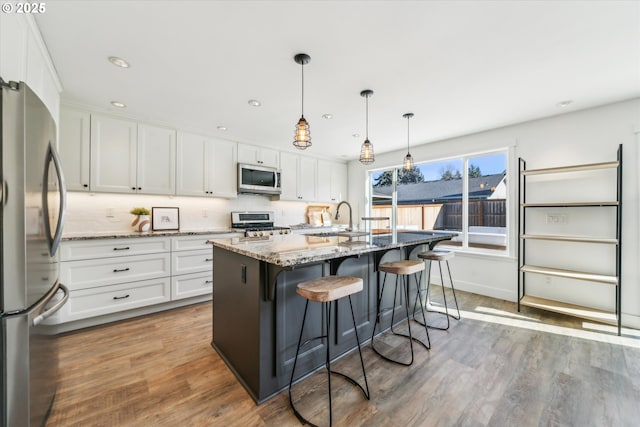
left=365, top=94, right=369, bottom=140
left=407, top=115, right=410, bottom=152
left=301, top=62, right=304, bottom=118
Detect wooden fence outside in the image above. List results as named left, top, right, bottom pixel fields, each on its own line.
left=372, top=199, right=506, bottom=231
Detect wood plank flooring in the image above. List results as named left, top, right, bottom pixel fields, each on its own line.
left=46, top=289, right=640, bottom=427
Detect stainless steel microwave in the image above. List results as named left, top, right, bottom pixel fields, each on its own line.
left=237, top=163, right=282, bottom=195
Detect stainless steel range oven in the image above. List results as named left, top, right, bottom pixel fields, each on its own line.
left=231, top=211, right=291, bottom=237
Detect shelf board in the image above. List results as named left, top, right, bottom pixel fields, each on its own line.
left=521, top=161, right=619, bottom=176
left=520, top=234, right=618, bottom=244
left=520, top=264, right=618, bottom=285
left=521, top=201, right=618, bottom=207
left=520, top=295, right=617, bottom=326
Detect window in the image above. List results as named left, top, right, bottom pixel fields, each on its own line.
left=368, top=150, right=508, bottom=253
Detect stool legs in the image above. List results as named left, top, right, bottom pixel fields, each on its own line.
left=289, top=296, right=370, bottom=426
left=371, top=270, right=430, bottom=366
left=413, top=259, right=461, bottom=331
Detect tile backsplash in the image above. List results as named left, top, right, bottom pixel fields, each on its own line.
left=62, top=192, right=321, bottom=235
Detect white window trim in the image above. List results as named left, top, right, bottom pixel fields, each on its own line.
left=367, top=145, right=515, bottom=258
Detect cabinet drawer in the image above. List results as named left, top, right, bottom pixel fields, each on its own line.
left=171, top=271, right=213, bottom=300
left=60, top=237, right=170, bottom=261
left=61, top=253, right=170, bottom=290
left=171, top=234, right=239, bottom=251
left=60, top=277, right=171, bottom=322
left=172, top=249, right=213, bottom=275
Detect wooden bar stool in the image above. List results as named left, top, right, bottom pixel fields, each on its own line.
left=370, top=260, right=430, bottom=366
left=288, top=275, right=370, bottom=427
left=415, top=250, right=461, bottom=330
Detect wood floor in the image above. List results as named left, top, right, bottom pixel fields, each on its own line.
left=46, top=289, right=640, bottom=427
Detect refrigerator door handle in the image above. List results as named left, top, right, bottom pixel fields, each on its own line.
left=31, top=282, right=69, bottom=326
left=42, top=142, right=67, bottom=256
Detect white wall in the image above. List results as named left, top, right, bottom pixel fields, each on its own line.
left=62, top=192, right=317, bottom=235
left=348, top=98, right=640, bottom=328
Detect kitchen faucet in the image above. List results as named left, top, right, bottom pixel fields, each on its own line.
left=335, top=201, right=353, bottom=231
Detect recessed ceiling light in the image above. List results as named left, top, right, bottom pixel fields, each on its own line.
left=322, top=114, right=333, bottom=119
left=352, top=133, right=360, bottom=138
left=110, top=101, right=126, bottom=108
left=248, top=99, right=262, bottom=107
left=557, top=100, right=573, bottom=108
left=217, top=126, right=227, bottom=131
left=108, top=56, right=130, bottom=68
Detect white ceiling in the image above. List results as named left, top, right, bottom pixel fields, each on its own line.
left=36, top=0, right=640, bottom=161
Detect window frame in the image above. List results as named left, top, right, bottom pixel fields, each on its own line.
left=367, top=146, right=513, bottom=257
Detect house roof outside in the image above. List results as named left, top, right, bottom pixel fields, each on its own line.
left=373, top=173, right=506, bottom=205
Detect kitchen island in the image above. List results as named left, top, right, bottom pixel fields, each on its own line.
left=208, top=231, right=453, bottom=403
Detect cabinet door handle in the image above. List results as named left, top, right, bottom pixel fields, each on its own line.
left=137, top=187, right=142, bottom=191
left=205, top=258, right=213, bottom=262
left=83, top=184, right=88, bottom=188
left=113, top=246, right=130, bottom=251
left=113, top=294, right=130, bottom=300
left=113, top=267, right=130, bottom=273
left=205, top=280, right=213, bottom=285
left=131, top=187, right=136, bottom=191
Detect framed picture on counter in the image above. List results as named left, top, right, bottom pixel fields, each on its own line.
left=152, top=207, right=180, bottom=231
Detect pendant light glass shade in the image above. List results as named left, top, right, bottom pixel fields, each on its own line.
left=359, top=90, right=375, bottom=164
left=293, top=53, right=311, bottom=149
left=402, top=112, right=414, bottom=171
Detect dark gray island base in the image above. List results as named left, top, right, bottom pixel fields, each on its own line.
left=209, top=231, right=453, bottom=404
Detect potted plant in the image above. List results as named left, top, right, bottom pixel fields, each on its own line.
left=130, top=207, right=151, bottom=232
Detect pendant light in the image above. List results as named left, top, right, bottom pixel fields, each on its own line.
left=293, top=53, right=311, bottom=149
left=402, top=112, right=414, bottom=171
left=359, top=89, right=375, bottom=164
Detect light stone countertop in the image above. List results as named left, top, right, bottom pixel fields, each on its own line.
left=208, top=231, right=455, bottom=267
left=62, top=228, right=241, bottom=241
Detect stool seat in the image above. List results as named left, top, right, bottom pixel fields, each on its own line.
left=297, top=276, right=363, bottom=302
left=418, top=250, right=454, bottom=262
left=379, top=259, right=425, bottom=275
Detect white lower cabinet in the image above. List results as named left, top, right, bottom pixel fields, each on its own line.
left=63, top=278, right=171, bottom=322
left=62, top=253, right=171, bottom=289
left=170, top=234, right=220, bottom=300
left=57, top=237, right=172, bottom=324
left=55, top=234, right=234, bottom=326
left=171, top=271, right=213, bottom=301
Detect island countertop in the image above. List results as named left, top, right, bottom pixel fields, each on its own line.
left=208, top=231, right=455, bottom=267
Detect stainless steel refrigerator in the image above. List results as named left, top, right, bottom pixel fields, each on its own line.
left=1, top=79, right=69, bottom=426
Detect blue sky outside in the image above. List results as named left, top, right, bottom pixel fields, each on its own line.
left=372, top=153, right=506, bottom=183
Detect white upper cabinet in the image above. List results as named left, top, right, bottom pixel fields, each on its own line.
left=1, top=14, right=61, bottom=120
left=317, top=160, right=347, bottom=203
left=90, top=116, right=176, bottom=195
left=0, top=13, right=27, bottom=85
left=59, top=107, right=91, bottom=191
left=137, top=124, right=176, bottom=195
left=208, top=139, right=237, bottom=198
left=176, top=132, right=237, bottom=198
left=176, top=131, right=208, bottom=196
left=279, top=152, right=317, bottom=201
left=238, top=143, right=280, bottom=168
left=90, top=114, right=138, bottom=193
